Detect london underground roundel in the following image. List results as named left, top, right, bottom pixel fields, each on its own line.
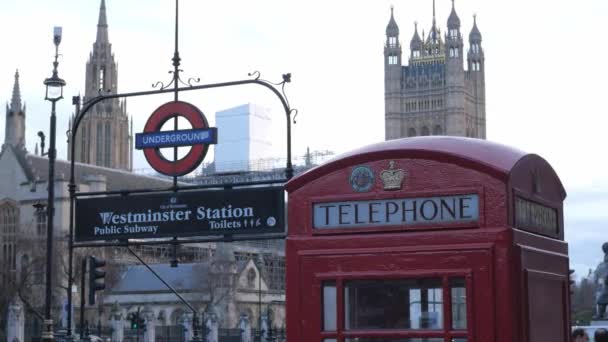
left=135, top=101, right=217, bottom=177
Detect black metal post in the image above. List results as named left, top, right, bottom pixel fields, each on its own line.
left=42, top=98, right=57, bottom=341
left=66, top=95, right=80, bottom=339
left=80, top=258, right=86, bottom=340
left=42, top=27, right=66, bottom=342
left=258, top=259, right=262, bottom=342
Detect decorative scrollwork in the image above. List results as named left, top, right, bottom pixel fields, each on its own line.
left=153, top=69, right=200, bottom=90
left=187, top=77, right=201, bottom=87
left=291, top=109, right=299, bottom=124
left=248, top=71, right=261, bottom=80
left=250, top=71, right=299, bottom=124
left=152, top=81, right=167, bottom=90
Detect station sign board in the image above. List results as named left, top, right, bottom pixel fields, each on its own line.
left=75, top=187, right=285, bottom=242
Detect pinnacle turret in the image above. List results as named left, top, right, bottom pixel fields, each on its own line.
left=9, top=70, right=23, bottom=113
left=4, top=69, right=26, bottom=149
left=469, top=14, right=482, bottom=43
left=96, top=0, right=109, bottom=44
left=386, top=6, right=399, bottom=36
left=447, top=0, right=461, bottom=29
left=410, top=22, right=422, bottom=50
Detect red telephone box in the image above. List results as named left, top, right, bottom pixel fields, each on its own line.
left=285, top=137, right=569, bottom=342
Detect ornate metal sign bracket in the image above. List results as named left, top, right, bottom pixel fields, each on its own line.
left=65, top=0, right=297, bottom=339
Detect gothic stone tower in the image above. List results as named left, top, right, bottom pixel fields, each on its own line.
left=69, top=0, right=133, bottom=170
left=4, top=70, right=26, bottom=149
left=384, top=0, right=486, bottom=140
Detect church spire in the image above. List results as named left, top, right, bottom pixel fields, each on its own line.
left=10, top=70, right=22, bottom=113
left=5, top=69, right=26, bottom=149
left=96, top=0, right=109, bottom=44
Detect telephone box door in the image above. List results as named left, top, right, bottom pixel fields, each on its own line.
left=298, top=248, right=494, bottom=342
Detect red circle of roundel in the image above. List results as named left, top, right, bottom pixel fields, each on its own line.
left=143, top=101, right=210, bottom=177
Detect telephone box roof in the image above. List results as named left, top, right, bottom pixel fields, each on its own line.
left=286, top=136, right=565, bottom=199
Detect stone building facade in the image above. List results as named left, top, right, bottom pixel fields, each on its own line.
left=384, top=1, right=486, bottom=140
left=68, top=0, right=133, bottom=171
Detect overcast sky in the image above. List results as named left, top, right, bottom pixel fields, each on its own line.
left=0, top=0, right=606, bottom=280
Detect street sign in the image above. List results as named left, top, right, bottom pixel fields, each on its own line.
left=135, top=127, right=217, bottom=149
left=75, top=187, right=285, bottom=242
left=136, top=101, right=217, bottom=176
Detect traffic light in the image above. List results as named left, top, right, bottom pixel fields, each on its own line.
left=88, top=256, right=106, bottom=305
left=128, top=310, right=146, bottom=331
left=129, top=312, right=139, bottom=329
left=138, top=316, right=147, bottom=330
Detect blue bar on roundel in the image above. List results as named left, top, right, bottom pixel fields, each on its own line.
left=135, top=127, right=217, bottom=149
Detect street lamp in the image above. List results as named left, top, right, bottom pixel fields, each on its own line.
left=42, top=26, right=66, bottom=342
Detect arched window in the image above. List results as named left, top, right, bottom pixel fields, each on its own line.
left=80, top=125, right=87, bottom=162
left=96, top=123, right=103, bottom=165
left=171, top=309, right=185, bottom=325
left=98, top=67, right=105, bottom=91
left=36, top=207, right=46, bottom=236
left=433, top=125, right=442, bottom=135
left=20, top=254, right=30, bottom=283
left=421, top=126, right=430, bottom=136
left=388, top=36, right=397, bottom=48
left=0, top=202, right=18, bottom=281
left=408, top=128, right=417, bottom=137
left=104, top=121, right=111, bottom=167
left=247, top=268, right=257, bottom=288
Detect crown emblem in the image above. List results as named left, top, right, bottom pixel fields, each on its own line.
left=380, top=161, right=405, bottom=191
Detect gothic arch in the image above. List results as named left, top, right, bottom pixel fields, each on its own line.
left=170, top=308, right=185, bottom=325
left=421, top=126, right=430, bottom=136
left=157, top=309, right=167, bottom=326
left=20, top=254, right=30, bottom=280
left=433, top=125, right=442, bottom=135
left=407, top=127, right=417, bottom=137
left=247, top=268, right=257, bottom=288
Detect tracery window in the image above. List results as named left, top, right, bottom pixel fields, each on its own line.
left=247, top=268, right=257, bottom=288
left=98, top=67, right=105, bottom=91
left=389, top=36, right=397, bottom=48
left=104, top=121, right=111, bottom=167
left=96, top=123, right=103, bottom=165
left=0, top=202, right=18, bottom=283
left=36, top=207, right=46, bottom=236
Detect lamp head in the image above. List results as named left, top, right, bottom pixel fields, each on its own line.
left=53, top=26, right=62, bottom=46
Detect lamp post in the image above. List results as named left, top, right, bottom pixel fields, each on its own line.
left=42, top=26, right=66, bottom=342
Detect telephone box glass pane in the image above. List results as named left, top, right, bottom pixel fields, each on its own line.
left=344, top=338, right=443, bottom=342
left=450, top=278, right=467, bottom=330
left=323, top=339, right=338, bottom=342
left=451, top=339, right=468, bottom=342
left=323, top=282, right=337, bottom=331
left=345, top=279, right=443, bottom=330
